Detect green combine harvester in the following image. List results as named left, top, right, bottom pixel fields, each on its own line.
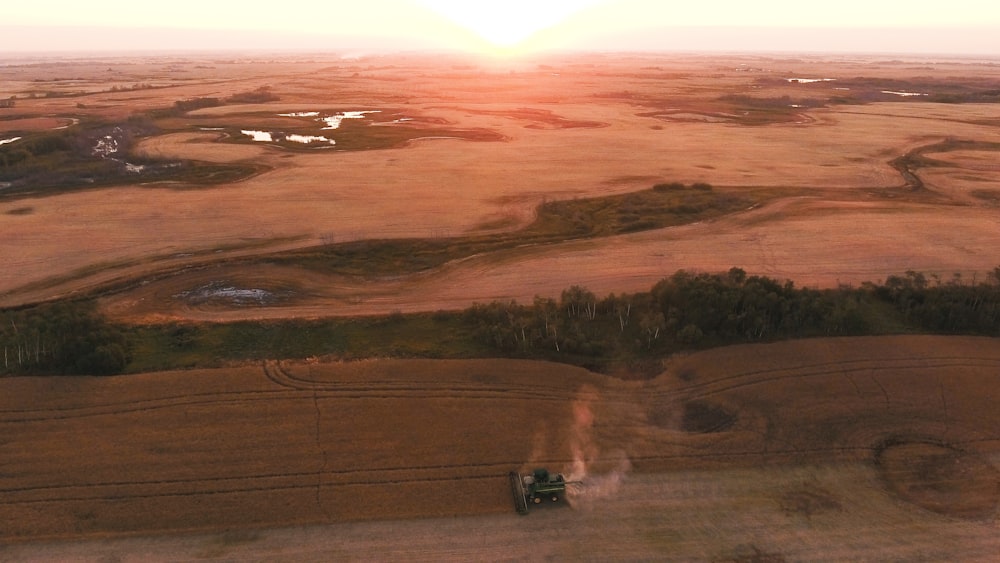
left=509, top=468, right=568, bottom=514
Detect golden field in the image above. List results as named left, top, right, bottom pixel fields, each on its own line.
left=2, top=52, right=999, bottom=559
left=1, top=53, right=999, bottom=315
left=2, top=336, right=998, bottom=560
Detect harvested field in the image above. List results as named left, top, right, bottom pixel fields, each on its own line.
left=0, top=116, right=74, bottom=133
left=99, top=198, right=1000, bottom=322
left=2, top=335, right=998, bottom=559
left=2, top=54, right=1000, bottom=312
left=3, top=52, right=1000, bottom=559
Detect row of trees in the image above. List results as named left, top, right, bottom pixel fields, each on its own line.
left=0, top=302, right=129, bottom=376
left=875, top=269, right=1000, bottom=333
left=464, top=267, right=1000, bottom=360
left=2, top=267, right=997, bottom=377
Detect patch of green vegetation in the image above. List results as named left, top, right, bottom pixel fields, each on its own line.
left=150, top=87, right=278, bottom=119
left=0, top=115, right=262, bottom=199
left=970, top=189, right=1000, bottom=204
left=275, top=183, right=779, bottom=278
left=1, top=301, right=129, bottom=376
left=222, top=117, right=503, bottom=153
left=759, top=77, right=1000, bottom=105
left=225, top=86, right=279, bottom=104
left=150, top=97, right=222, bottom=118
left=718, top=95, right=826, bottom=124
left=890, top=139, right=1000, bottom=192
left=6, top=267, right=998, bottom=376
left=122, top=266, right=1000, bottom=376
left=124, top=312, right=495, bottom=373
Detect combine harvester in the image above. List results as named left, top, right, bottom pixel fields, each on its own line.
left=509, top=468, right=572, bottom=514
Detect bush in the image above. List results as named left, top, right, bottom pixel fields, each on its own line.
left=225, top=87, right=279, bottom=104
left=653, top=182, right=686, bottom=192
left=1, top=301, right=130, bottom=376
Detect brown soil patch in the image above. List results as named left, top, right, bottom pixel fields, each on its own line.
left=680, top=401, right=738, bottom=434
left=778, top=487, right=842, bottom=519
left=876, top=438, right=1000, bottom=520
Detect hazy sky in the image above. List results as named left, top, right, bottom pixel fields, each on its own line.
left=2, top=0, right=999, bottom=55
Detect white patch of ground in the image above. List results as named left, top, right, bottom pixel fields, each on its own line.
left=882, top=91, right=927, bottom=97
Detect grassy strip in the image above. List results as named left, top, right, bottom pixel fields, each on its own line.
left=0, top=116, right=261, bottom=198
left=117, top=268, right=999, bottom=377
left=124, top=312, right=496, bottom=373
left=274, top=183, right=784, bottom=278
left=889, top=139, right=1000, bottom=193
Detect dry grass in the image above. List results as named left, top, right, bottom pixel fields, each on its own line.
left=4, top=53, right=1000, bottom=558
left=2, top=54, right=1000, bottom=313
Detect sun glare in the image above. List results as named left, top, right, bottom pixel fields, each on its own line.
left=417, top=0, right=604, bottom=51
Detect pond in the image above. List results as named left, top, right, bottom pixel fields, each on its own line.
left=882, top=90, right=927, bottom=97
left=319, top=110, right=380, bottom=130
left=241, top=130, right=336, bottom=145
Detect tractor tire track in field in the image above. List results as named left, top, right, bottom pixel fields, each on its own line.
left=0, top=359, right=589, bottom=423
left=262, top=359, right=636, bottom=406
left=0, top=360, right=597, bottom=515
left=653, top=356, right=1000, bottom=401
left=0, top=464, right=518, bottom=506
left=0, top=389, right=297, bottom=423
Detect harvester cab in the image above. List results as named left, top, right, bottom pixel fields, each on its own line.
left=510, top=468, right=568, bottom=514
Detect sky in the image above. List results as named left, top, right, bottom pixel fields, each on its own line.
left=2, top=0, right=999, bottom=56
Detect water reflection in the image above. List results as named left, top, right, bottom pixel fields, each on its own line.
left=319, top=111, right=380, bottom=130
left=240, top=130, right=335, bottom=145
left=882, top=90, right=927, bottom=97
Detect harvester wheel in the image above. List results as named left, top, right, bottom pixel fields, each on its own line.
left=534, top=497, right=541, bottom=504
left=551, top=496, right=558, bottom=502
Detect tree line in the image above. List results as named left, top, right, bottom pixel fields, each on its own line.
left=463, top=267, right=1000, bottom=362
left=0, top=302, right=128, bottom=376
left=2, top=267, right=997, bottom=376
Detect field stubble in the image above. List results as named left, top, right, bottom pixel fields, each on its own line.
left=1, top=335, right=998, bottom=559
left=3, top=56, right=1000, bottom=312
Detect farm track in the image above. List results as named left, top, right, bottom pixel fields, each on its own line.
left=666, top=356, right=1000, bottom=399
left=262, top=360, right=635, bottom=404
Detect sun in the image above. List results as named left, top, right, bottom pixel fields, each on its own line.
left=417, top=0, right=605, bottom=52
